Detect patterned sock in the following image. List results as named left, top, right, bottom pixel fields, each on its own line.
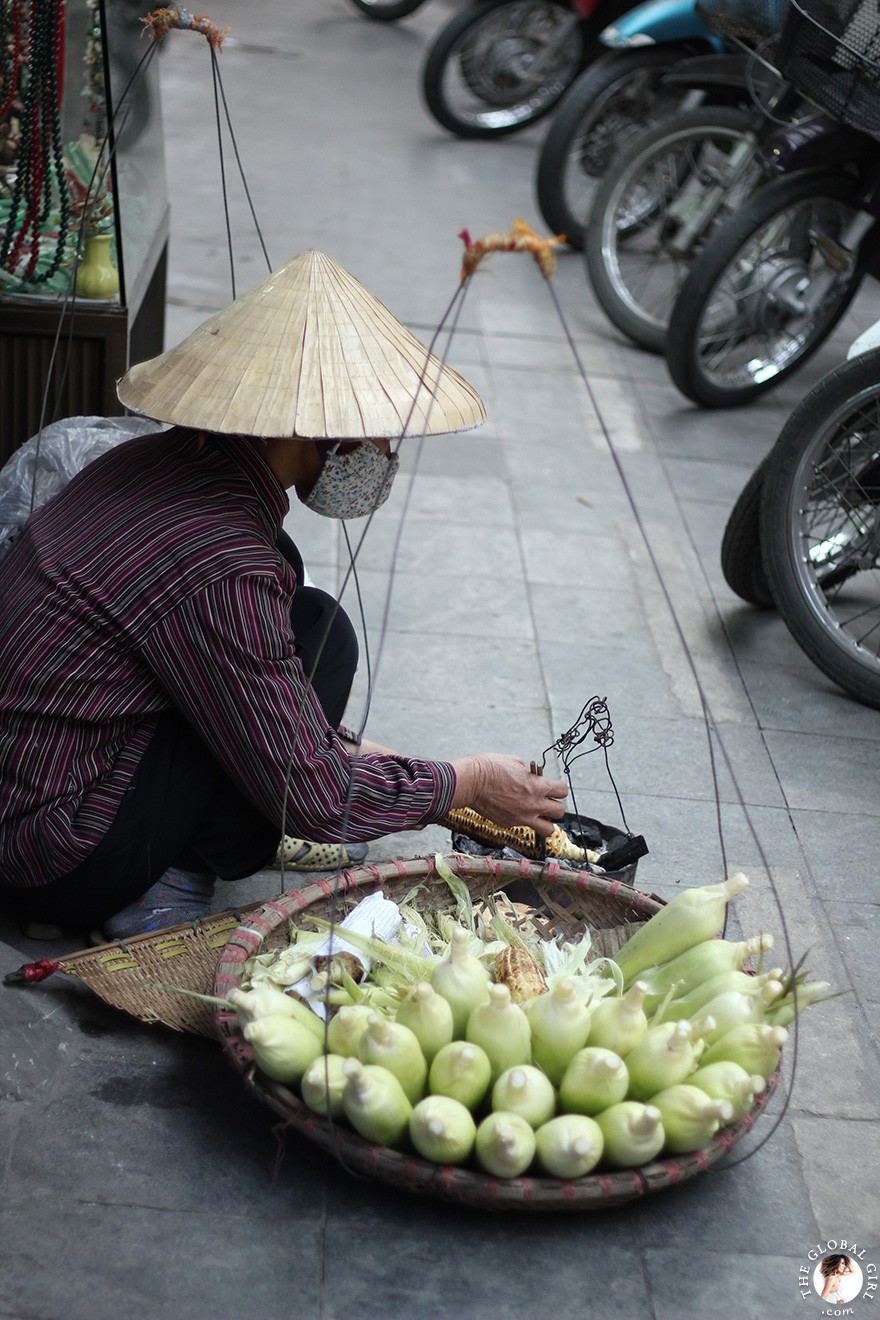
left=102, top=868, right=216, bottom=940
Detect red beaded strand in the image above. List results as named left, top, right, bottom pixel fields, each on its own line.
left=0, top=0, right=71, bottom=283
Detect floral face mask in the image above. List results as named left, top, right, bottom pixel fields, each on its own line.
left=304, top=442, right=399, bottom=519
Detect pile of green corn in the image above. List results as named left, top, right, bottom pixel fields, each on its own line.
left=231, top=866, right=830, bottom=1179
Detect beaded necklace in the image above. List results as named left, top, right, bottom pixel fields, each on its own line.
left=0, top=0, right=22, bottom=122
left=0, top=0, right=70, bottom=284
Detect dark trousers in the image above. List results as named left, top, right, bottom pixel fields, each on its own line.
left=4, top=539, right=358, bottom=929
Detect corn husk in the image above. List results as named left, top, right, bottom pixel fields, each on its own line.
left=409, top=1096, right=477, bottom=1166
left=491, top=1066, right=556, bottom=1129
left=535, top=1114, right=604, bottom=1179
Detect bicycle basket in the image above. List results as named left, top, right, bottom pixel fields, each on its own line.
left=777, top=0, right=880, bottom=141
left=695, top=0, right=788, bottom=47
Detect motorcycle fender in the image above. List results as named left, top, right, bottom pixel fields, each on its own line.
left=660, top=51, right=753, bottom=91
left=600, top=0, right=723, bottom=48
left=847, top=319, right=880, bottom=359
left=756, top=118, right=874, bottom=175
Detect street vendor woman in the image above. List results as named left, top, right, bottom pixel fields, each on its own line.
left=0, top=250, right=567, bottom=940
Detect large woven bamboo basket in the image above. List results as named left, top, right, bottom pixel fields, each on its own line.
left=213, top=854, right=777, bottom=1212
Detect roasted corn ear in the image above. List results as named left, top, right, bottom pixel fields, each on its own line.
left=494, top=945, right=548, bottom=1003
left=441, top=807, right=597, bottom=864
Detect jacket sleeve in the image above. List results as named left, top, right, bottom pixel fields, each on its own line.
left=138, top=570, right=456, bottom=841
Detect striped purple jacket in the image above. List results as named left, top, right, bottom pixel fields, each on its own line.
left=0, top=428, right=455, bottom=889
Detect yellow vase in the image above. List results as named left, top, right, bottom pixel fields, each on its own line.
left=75, top=234, right=119, bottom=300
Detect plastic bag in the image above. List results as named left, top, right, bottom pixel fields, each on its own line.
left=0, top=415, right=166, bottom=560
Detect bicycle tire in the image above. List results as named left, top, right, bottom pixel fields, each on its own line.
left=667, top=171, right=870, bottom=408
left=421, top=0, right=586, bottom=139
left=536, top=46, right=693, bottom=250
left=720, top=455, right=773, bottom=607
left=760, top=348, right=880, bottom=709
left=584, top=105, right=756, bottom=353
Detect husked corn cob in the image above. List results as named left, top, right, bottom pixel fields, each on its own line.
left=547, top=825, right=596, bottom=863
left=494, top=945, right=548, bottom=1003
left=441, top=808, right=597, bottom=864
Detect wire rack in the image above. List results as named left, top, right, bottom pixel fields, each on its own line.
left=776, top=0, right=880, bottom=141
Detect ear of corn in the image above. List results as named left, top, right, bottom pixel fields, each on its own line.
left=441, top=808, right=595, bottom=864
left=613, top=874, right=749, bottom=987
left=494, top=945, right=548, bottom=1003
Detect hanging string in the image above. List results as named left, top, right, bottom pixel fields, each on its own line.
left=208, top=44, right=271, bottom=275
left=276, top=277, right=473, bottom=873
left=440, top=216, right=800, bottom=1168
left=272, top=279, right=474, bottom=1182
left=534, top=264, right=799, bottom=1170
left=209, top=45, right=235, bottom=299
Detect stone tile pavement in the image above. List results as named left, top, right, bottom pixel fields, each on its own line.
left=1, top=1, right=878, bottom=1316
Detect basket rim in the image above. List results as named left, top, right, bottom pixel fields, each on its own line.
left=212, top=854, right=777, bottom=1211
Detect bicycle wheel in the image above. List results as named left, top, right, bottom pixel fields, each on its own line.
left=667, top=172, right=872, bottom=408
left=584, top=106, right=758, bottom=353
left=721, top=455, right=773, bottom=607
left=349, top=0, right=427, bottom=18
left=761, top=349, right=880, bottom=709
left=536, top=46, right=694, bottom=251
left=421, top=0, right=586, bottom=139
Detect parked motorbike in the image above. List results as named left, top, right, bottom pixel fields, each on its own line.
left=421, top=0, right=640, bottom=138
left=583, top=54, right=779, bottom=351
left=722, top=315, right=880, bottom=607
left=720, top=319, right=880, bottom=709
left=535, top=0, right=724, bottom=250
left=666, top=0, right=880, bottom=407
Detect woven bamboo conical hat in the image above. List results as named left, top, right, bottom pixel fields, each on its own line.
left=117, top=250, right=486, bottom=438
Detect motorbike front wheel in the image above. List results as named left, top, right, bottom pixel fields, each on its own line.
left=760, top=348, right=880, bottom=710
left=536, top=46, right=699, bottom=250
left=584, top=106, right=757, bottom=353
left=349, top=0, right=427, bottom=18
left=421, top=0, right=587, bottom=139
left=667, top=172, right=871, bottom=408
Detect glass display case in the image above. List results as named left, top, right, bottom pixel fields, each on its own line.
left=0, top=0, right=169, bottom=460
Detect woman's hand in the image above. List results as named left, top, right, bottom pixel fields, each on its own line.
left=450, top=753, right=568, bottom=837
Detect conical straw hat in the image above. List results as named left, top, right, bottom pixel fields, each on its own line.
left=117, top=250, right=486, bottom=439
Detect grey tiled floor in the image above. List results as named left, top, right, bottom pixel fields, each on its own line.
left=2, top=2, right=879, bottom=1317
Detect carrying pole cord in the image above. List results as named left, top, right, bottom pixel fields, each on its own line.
left=209, top=48, right=272, bottom=275
left=275, top=279, right=473, bottom=1182
left=209, top=49, right=235, bottom=299
left=539, top=275, right=797, bottom=1168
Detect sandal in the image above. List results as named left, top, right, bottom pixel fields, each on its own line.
left=273, top=836, right=369, bottom=871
